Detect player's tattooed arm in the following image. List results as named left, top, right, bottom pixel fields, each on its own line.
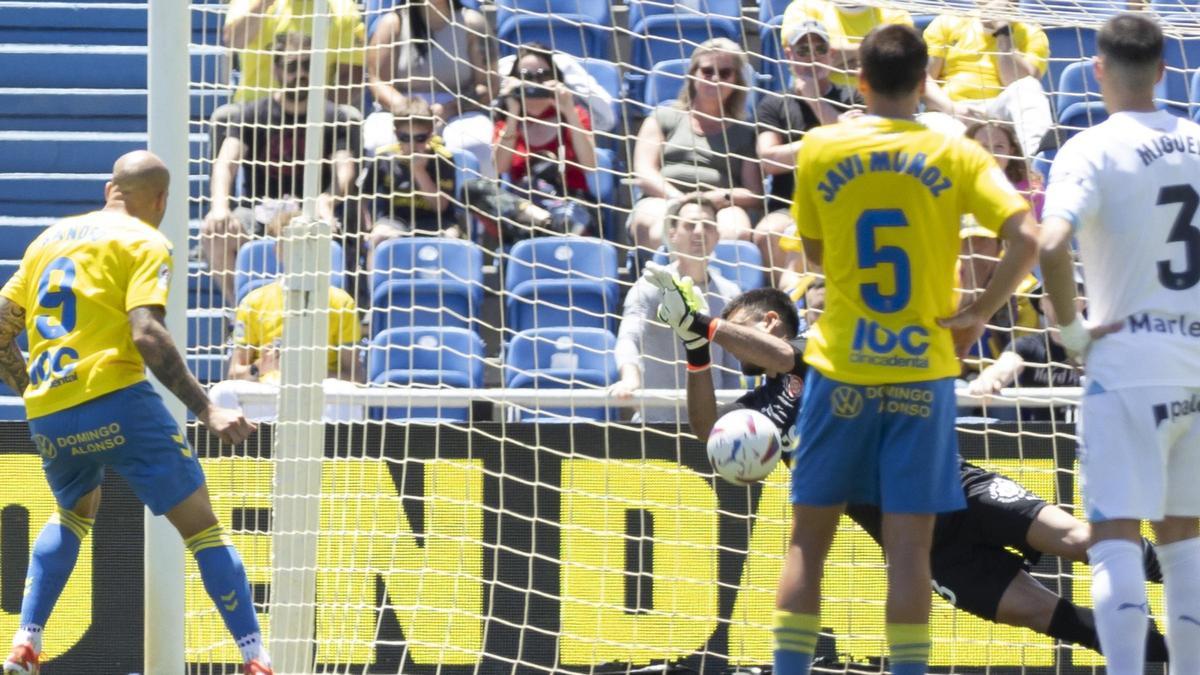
left=128, top=305, right=212, bottom=419
left=0, top=298, right=28, bottom=393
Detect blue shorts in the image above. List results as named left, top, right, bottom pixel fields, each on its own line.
left=791, top=371, right=965, bottom=513
left=28, top=381, right=206, bottom=516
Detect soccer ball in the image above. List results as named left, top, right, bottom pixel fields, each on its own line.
left=706, top=409, right=783, bottom=485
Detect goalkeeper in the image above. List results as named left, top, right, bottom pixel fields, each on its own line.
left=644, top=270, right=1169, bottom=661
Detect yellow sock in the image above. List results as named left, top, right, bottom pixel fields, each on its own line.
left=887, top=622, right=929, bottom=670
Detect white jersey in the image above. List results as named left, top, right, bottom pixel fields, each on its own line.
left=1044, top=110, right=1200, bottom=389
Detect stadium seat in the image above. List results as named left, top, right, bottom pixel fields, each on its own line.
left=496, top=0, right=612, bottom=35
left=0, top=131, right=208, bottom=174
left=187, top=309, right=227, bottom=349
left=579, top=57, right=623, bottom=137
left=0, top=2, right=222, bottom=46
left=1054, top=60, right=1101, bottom=117
left=758, top=0, right=793, bottom=25
left=712, top=240, right=766, bottom=291
left=0, top=219, right=47, bottom=259
left=1056, top=101, right=1109, bottom=139
left=233, top=238, right=346, bottom=306
left=369, top=238, right=485, bottom=335
left=1019, top=0, right=1123, bottom=19
left=504, top=326, right=617, bottom=422
left=588, top=148, right=622, bottom=241
left=187, top=353, right=226, bottom=385
left=1162, top=36, right=1200, bottom=116
left=643, top=58, right=689, bottom=108
left=1153, top=0, right=1200, bottom=25
left=367, top=326, right=486, bottom=421
left=1190, top=69, right=1200, bottom=122
left=627, top=14, right=742, bottom=100
left=0, top=45, right=228, bottom=89
left=0, top=89, right=231, bottom=133
left=496, top=14, right=611, bottom=60
left=504, top=237, right=619, bottom=334
left=627, top=0, right=743, bottom=33
left=758, top=16, right=788, bottom=93
left=1041, top=27, right=1098, bottom=102
left=913, top=14, right=936, bottom=34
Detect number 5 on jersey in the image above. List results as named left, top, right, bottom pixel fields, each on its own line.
left=857, top=209, right=911, bottom=313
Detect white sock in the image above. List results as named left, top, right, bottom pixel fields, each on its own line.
left=1157, top=537, right=1200, bottom=675
left=13, top=625, right=42, bottom=654
left=236, top=632, right=270, bottom=666
left=1089, top=539, right=1148, bottom=675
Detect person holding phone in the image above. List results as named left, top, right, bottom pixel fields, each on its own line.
left=492, top=43, right=599, bottom=239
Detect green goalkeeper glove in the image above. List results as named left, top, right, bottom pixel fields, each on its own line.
left=641, top=261, right=720, bottom=371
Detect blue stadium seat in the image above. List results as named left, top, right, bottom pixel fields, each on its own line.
left=496, top=14, right=611, bottom=60
left=1042, top=27, right=1097, bottom=100
left=188, top=260, right=225, bottom=309
left=643, top=58, right=689, bottom=108
left=504, top=237, right=619, bottom=334
left=627, top=0, right=743, bottom=33
left=1190, top=69, right=1200, bottom=122
left=1019, top=0, right=1123, bottom=18
left=758, top=0, right=793, bottom=25
left=0, top=45, right=228, bottom=89
left=1055, top=60, right=1101, bottom=117
left=0, top=89, right=231, bottom=133
left=369, top=238, right=485, bottom=335
left=367, top=326, right=486, bottom=421
left=588, top=147, right=621, bottom=241
left=1056, top=101, right=1109, bottom=139
left=496, top=0, right=612, bottom=33
left=579, top=57, right=623, bottom=137
left=1153, top=0, right=1200, bottom=25
left=0, top=2, right=222, bottom=46
left=0, top=219, right=47, bottom=259
left=504, top=326, right=617, bottom=422
left=712, top=240, right=766, bottom=291
left=1162, top=36, right=1200, bottom=116
left=187, top=353, right=226, bottom=385
left=187, top=309, right=227, bottom=349
left=233, top=238, right=346, bottom=306
left=759, top=17, right=788, bottom=93
left=627, top=14, right=742, bottom=99
left=0, top=131, right=209, bottom=174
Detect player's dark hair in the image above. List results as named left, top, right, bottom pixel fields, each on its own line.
left=859, top=24, right=928, bottom=98
left=1098, top=14, right=1163, bottom=70
left=721, top=287, right=800, bottom=339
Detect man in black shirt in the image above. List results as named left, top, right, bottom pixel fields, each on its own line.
left=680, top=287, right=1167, bottom=662
left=753, top=20, right=860, bottom=289
left=202, top=31, right=361, bottom=302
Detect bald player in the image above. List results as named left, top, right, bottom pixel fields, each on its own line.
left=0, top=152, right=273, bottom=675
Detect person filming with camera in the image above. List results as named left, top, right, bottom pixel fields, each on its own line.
left=491, top=43, right=599, bottom=239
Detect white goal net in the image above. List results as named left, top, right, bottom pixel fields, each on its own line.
left=166, top=0, right=1200, bottom=672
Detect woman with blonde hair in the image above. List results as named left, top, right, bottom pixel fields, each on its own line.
left=628, top=37, right=763, bottom=268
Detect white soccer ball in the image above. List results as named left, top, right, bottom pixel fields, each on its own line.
left=706, top=408, right=783, bottom=485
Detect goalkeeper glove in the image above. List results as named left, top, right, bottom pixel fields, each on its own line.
left=641, top=261, right=721, bottom=371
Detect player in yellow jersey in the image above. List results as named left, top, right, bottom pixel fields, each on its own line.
left=773, top=25, right=1039, bottom=675
left=0, top=152, right=274, bottom=675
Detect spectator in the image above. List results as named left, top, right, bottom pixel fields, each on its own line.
left=358, top=97, right=460, bottom=251
left=798, top=277, right=825, bottom=334
left=755, top=20, right=860, bottom=290
left=611, top=194, right=742, bottom=423
left=365, top=0, right=494, bottom=121
left=493, top=43, right=599, bottom=238
left=925, top=3, right=1054, bottom=157
left=202, top=32, right=361, bottom=302
left=965, top=119, right=1044, bottom=217
left=223, top=0, right=367, bottom=110
left=780, top=0, right=914, bottom=89
left=968, top=286, right=1084, bottom=421
left=629, top=38, right=763, bottom=262
left=208, top=215, right=365, bottom=422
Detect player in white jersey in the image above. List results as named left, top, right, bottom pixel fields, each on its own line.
left=1041, top=14, right=1200, bottom=675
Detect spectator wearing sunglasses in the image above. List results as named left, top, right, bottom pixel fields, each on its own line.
left=492, top=43, right=599, bottom=238
left=202, top=32, right=361, bottom=303
left=755, top=20, right=861, bottom=291
left=628, top=38, right=763, bottom=268
left=359, top=97, right=460, bottom=249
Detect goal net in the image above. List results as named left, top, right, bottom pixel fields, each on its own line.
left=168, top=0, right=1198, bottom=672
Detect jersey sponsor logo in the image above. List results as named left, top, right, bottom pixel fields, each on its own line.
left=1128, top=312, right=1200, bottom=338
left=865, top=384, right=934, bottom=418
left=157, top=262, right=171, bottom=290
left=831, top=386, right=864, bottom=418
left=28, top=346, right=79, bottom=389
left=850, top=318, right=931, bottom=369
left=1152, top=393, right=1200, bottom=427
left=52, top=422, right=127, bottom=456
left=32, top=433, right=55, bottom=459
left=986, top=476, right=1028, bottom=504
left=786, top=374, right=803, bottom=398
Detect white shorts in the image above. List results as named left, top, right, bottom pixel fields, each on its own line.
left=1080, top=385, right=1200, bottom=521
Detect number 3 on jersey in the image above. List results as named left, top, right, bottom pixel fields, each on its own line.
left=857, top=209, right=911, bottom=313
left=1157, top=184, right=1200, bottom=291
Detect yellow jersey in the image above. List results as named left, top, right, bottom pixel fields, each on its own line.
left=781, top=0, right=913, bottom=88
left=0, top=211, right=173, bottom=418
left=232, top=282, right=360, bottom=382
left=227, top=0, right=367, bottom=104
left=924, top=16, right=1049, bottom=100
left=790, top=116, right=1028, bottom=385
